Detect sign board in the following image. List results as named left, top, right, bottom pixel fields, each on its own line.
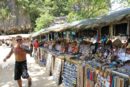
left=46, top=53, right=53, bottom=76
left=53, top=58, right=62, bottom=85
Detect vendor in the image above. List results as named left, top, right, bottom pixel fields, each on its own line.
left=55, top=40, right=61, bottom=51
left=33, top=39, right=39, bottom=52
left=43, top=41, right=49, bottom=48
left=71, top=41, right=79, bottom=54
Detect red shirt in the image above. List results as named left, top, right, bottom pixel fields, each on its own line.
left=33, top=41, right=39, bottom=48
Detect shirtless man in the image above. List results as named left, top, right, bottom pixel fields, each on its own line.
left=3, top=36, right=32, bottom=87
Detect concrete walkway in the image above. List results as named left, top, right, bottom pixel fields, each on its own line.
left=0, top=46, right=61, bottom=87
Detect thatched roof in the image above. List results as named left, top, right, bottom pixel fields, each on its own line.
left=0, top=0, right=31, bottom=34
left=31, top=29, right=47, bottom=37
left=32, top=23, right=70, bottom=37
left=71, top=7, right=130, bottom=30
left=32, top=7, right=130, bottom=37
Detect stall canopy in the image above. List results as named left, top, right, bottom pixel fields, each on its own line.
left=32, top=7, right=130, bottom=37
left=71, top=7, right=130, bottom=30
left=32, top=23, right=70, bottom=37
left=31, top=29, right=46, bottom=37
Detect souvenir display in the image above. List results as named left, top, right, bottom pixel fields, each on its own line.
left=85, top=66, right=129, bottom=87
left=62, top=61, right=77, bottom=87
left=53, top=58, right=63, bottom=85
left=34, top=29, right=130, bottom=87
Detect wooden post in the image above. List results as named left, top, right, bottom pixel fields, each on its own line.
left=50, top=33, right=53, bottom=40
left=48, top=34, right=50, bottom=41
left=127, top=20, right=130, bottom=37
left=97, top=28, right=101, bottom=43
left=109, top=24, right=113, bottom=39
left=66, top=31, right=70, bottom=41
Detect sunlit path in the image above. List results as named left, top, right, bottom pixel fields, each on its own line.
left=0, top=46, right=58, bottom=87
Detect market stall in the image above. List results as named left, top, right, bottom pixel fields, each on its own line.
left=32, top=8, right=130, bottom=87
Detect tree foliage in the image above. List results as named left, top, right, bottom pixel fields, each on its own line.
left=35, top=13, right=54, bottom=31
left=2, top=0, right=111, bottom=31
left=0, top=0, right=11, bottom=33
left=16, top=0, right=45, bottom=28
left=0, top=1, right=10, bottom=20
left=67, top=0, right=109, bottom=22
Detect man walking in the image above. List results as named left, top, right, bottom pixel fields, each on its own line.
left=3, top=36, right=32, bottom=87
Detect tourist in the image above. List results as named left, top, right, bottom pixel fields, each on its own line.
left=3, top=36, right=32, bottom=87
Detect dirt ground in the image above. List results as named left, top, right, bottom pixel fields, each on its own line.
left=0, top=46, right=63, bottom=87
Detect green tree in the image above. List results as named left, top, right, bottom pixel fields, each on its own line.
left=14, top=0, right=110, bottom=31
left=67, top=12, right=82, bottom=22
left=67, top=0, right=109, bottom=22
left=35, top=13, right=54, bottom=31
left=51, top=0, right=69, bottom=16
left=0, top=0, right=11, bottom=34
left=16, top=0, right=45, bottom=28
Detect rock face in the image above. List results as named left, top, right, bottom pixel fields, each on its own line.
left=0, top=0, right=31, bottom=34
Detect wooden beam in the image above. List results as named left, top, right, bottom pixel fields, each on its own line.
left=97, top=27, right=101, bottom=43
left=109, top=24, right=113, bottom=38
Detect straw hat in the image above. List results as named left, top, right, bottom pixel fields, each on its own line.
left=112, top=39, right=122, bottom=47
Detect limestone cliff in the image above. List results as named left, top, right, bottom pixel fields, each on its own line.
left=0, top=0, right=31, bottom=34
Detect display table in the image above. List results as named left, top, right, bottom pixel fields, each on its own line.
left=35, top=47, right=130, bottom=87
left=84, top=61, right=130, bottom=87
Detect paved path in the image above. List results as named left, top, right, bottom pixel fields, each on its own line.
left=0, top=46, right=60, bottom=87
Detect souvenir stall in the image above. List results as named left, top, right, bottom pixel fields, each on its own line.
left=31, top=8, right=130, bottom=87
left=80, top=33, right=130, bottom=87
left=80, top=36, right=130, bottom=87
left=48, top=29, right=96, bottom=87
left=36, top=28, right=86, bottom=87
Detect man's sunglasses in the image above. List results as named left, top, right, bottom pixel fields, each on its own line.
left=16, top=39, right=22, bottom=41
